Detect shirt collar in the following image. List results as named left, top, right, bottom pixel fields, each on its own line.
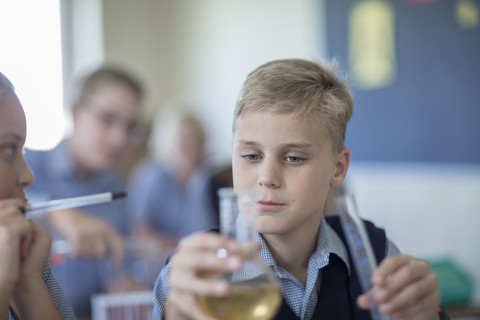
left=255, top=215, right=351, bottom=275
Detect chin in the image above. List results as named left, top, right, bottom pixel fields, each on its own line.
left=254, top=218, right=283, bottom=235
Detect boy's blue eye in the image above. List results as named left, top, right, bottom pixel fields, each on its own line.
left=244, top=154, right=261, bottom=161
left=286, top=156, right=303, bottom=163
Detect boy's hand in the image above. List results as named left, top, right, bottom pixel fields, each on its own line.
left=165, top=232, right=257, bottom=320
left=357, top=254, right=441, bottom=320
left=46, top=208, right=124, bottom=266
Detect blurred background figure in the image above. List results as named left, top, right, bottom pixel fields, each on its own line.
left=24, top=66, right=144, bottom=318
left=127, top=105, right=219, bottom=250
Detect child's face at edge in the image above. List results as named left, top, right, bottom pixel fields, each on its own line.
left=0, top=92, right=34, bottom=200
left=232, top=110, right=350, bottom=238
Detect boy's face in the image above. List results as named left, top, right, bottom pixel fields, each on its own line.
left=0, top=92, right=34, bottom=200
left=72, top=83, right=140, bottom=172
left=232, top=110, right=349, bottom=239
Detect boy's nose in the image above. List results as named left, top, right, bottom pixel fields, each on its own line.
left=257, top=160, right=281, bottom=188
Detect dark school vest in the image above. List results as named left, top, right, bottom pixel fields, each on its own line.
left=273, top=215, right=386, bottom=320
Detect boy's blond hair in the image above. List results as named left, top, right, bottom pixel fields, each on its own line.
left=233, top=59, right=354, bottom=153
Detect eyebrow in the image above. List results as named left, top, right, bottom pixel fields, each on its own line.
left=237, top=139, right=314, bottom=150
left=0, top=133, right=23, bottom=142
left=237, top=140, right=258, bottom=146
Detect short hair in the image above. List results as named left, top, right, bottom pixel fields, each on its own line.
left=77, top=66, right=144, bottom=105
left=233, top=59, right=354, bottom=153
left=0, top=72, right=15, bottom=95
left=148, top=106, right=206, bottom=164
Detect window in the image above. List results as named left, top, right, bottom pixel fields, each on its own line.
left=0, top=0, right=65, bottom=150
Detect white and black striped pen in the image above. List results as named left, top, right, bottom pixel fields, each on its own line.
left=21, top=191, right=127, bottom=217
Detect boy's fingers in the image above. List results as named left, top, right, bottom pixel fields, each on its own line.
left=373, top=258, right=432, bottom=303
left=357, top=285, right=383, bottom=310
left=171, top=233, right=248, bottom=276
left=373, top=255, right=411, bottom=284
left=171, top=248, right=242, bottom=273
left=171, top=271, right=229, bottom=296
left=388, top=290, right=440, bottom=319
left=378, top=272, right=439, bottom=316
left=374, top=255, right=429, bottom=284
left=238, top=241, right=260, bottom=260
left=169, top=236, right=259, bottom=297
left=178, top=232, right=241, bottom=255
left=356, top=293, right=372, bottom=309
left=381, top=289, right=440, bottom=319
left=170, top=251, right=240, bottom=295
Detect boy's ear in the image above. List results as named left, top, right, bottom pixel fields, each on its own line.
left=330, top=148, right=350, bottom=188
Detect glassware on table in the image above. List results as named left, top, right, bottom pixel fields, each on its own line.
left=197, top=188, right=281, bottom=320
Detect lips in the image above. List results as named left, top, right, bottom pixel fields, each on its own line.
left=257, top=200, right=285, bottom=212
left=16, top=192, right=28, bottom=203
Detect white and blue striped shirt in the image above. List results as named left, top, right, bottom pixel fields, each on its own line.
left=8, top=259, right=75, bottom=320
left=150, top=216, right=399, bottom=320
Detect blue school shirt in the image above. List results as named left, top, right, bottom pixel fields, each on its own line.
left=149, top=216, right=400, bottom=320
left=24, top=140, right=129, bottom=316
left=127, top=158, right=217, bottom=238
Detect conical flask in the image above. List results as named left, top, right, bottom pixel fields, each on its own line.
left=198, top=188, right=281, bottom=320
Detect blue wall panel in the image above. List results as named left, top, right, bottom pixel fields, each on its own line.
left=326, top=0, right=480, bottom=163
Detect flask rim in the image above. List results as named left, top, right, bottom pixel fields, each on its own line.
left=217, top=187, right=236, bottom=198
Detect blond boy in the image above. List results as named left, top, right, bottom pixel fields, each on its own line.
left=150, top=59, right=446, bottom=320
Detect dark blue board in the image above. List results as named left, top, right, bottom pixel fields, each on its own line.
left=325, top=0, right=480, bottom=163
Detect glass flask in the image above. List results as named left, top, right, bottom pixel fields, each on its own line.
left=198, top=188, right=281, bottom=320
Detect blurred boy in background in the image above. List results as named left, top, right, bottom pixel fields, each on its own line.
left=24, top=66, right=144, bottom=317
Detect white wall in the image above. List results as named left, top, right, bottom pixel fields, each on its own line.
left=103, top=0, right=179, bottom=122
left=173, top=0, right=324, bottom=165
left=347, top=162, right=480, bottom=302
left=102, top=0, right=325, bottom=166
left=179, top=0, right=324, bottom=166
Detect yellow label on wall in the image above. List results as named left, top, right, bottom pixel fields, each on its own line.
left=456, top=0, right=479, bottom=29
left=349, top=0, right=396, bottom=89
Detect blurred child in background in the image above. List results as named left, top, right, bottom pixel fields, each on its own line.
left=24, top=66, right=144, bottom=317
left=128, top=106, right=218, bottom=250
